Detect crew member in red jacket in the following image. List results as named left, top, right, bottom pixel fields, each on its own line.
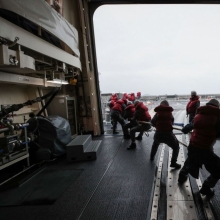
left=121, top=92, right=128, bottom=102
left=186, top=91, right=200, bottom=123
left=110, top=99, right=126, bottom=134
left=124, top=100, right=151, bottom=150
left=150, top=100, right=181, bottom=169
left=136, top=92, right=141, bottom=100
left=178, top=99, right=220, bottom=197
left=128, top=92, right=136, bottom=103
left=109, top=92, right=118, bottom=102
left=123, top=101, right=135, bottom=121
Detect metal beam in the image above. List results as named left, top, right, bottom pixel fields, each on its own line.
left=0, top=17, right=81, bottom=70
left=0, top=71, right=62, bottom=87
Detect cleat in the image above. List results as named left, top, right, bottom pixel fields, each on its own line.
left=135, top=136, right=142, bottom=140
left=127, top=143, right=136, bottom=150
left=170, top=162, right=181, bottom=169
left=199, top=185, right=215, bottom=197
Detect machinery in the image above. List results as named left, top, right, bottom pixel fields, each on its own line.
left=0, top=87, right=72, bottom=170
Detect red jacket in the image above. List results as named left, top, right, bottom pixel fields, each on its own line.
left=109, top=94, right=118, bottom=102
left=186, top=96, right=200, bottom=114
left=108, top=100, right=115, bottom=109
left=111, top=99, right=125, bottom=114
left=190, top=105, right=220, bottom=150
left=124, top=104, right=135, bottom=120
left=122, top=93, right=128, bottom=100
left=134, top=102, right=151, bottom=121
left=128, top=93, right=135, bottom=102
left=152, top=105, right=174, bottom=131
left=136, top=92, right=141, bottom=99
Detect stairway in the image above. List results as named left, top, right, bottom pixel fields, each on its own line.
left=66, top=135, right=102, bottom=162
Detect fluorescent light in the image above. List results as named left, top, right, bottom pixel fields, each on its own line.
left=47, top=79, right=68, bottom=84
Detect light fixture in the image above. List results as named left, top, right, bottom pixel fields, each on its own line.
left=47, top=78, right=68, bottom=85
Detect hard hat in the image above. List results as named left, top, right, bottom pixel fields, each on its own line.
left=207, top=99, right=220, bottom=107
left=127, top=101, right=132, bottom=105
left=112, top=92, right=115, bottom=95
left=134, top=100, right=139, bottom=106
left=191, top=91, right=197, bottom=96
left=160, top=100, right=169, bottom=106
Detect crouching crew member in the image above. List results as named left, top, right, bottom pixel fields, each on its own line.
left=150, top=100, right=181, bottom=169
left=110, top=99, right=127, bottom=134
left=122, top=101, right=136, bottom=139
left=124, top=100, right=151, bottom=150
left=186, top=90, right=200, bottom=123
left=123, top=101, right=135, bottom=121
left=108, top=100, right=116, bottom=130
left=178, top=99, right=220, bottom=197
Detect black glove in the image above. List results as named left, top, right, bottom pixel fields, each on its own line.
left=181, top=123, right=193, bottom=134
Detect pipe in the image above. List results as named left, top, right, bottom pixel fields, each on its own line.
left=8, top=37, right=19, bottom=48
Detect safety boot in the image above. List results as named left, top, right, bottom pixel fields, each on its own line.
left=170, top=161, right=181, bottom=169
left=199, top=185, right=214, bottom=197
left=127, top=142, right=136, bottom=150
left=178, top=174, right=188, bottom=184
left=135, top=135, right=142, bottom=140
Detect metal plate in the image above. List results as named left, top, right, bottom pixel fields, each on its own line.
left=167, top=201, right=197, bottom=220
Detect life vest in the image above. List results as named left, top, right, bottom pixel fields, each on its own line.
left=136, top=92, right=141, bottom=99
left=122, top=93, right=128, bottom=100
left=190, top=105, right=220, bottom=150
left=154, top=105, right=174, bottom=131
left=186, top=96, right=200, bottom=114
left=111, top=99, right=125, bottom=114
left=128, top=93, right=135, bottom=102
left=108, top=100, right=115, bottom=109
left=135, top=102, right=151, bottom=121
left=110, top=94, right=118, bottom=102
left=124, top=104, right=135, bottom=119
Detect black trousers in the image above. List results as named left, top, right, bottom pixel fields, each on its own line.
left=189, top=113, right=195, bottom=123
left=151, top=131, right=179, bottom=162
left=123, top=122, right=151, bottom=141
left=179, top=145, right=220, bottom=188
left=110, top=110, right=125, bottom=133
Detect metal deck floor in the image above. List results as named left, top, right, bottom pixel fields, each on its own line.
left=1, top=106, right=220, bottom=219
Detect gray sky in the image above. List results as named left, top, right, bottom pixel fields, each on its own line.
left=93, top=4, right=220, bottom=95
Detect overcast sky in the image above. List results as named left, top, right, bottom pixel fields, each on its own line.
left=93, top=4, right=220, bottom=95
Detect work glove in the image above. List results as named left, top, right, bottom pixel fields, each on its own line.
left=181, top=123, right=193, bottom=134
